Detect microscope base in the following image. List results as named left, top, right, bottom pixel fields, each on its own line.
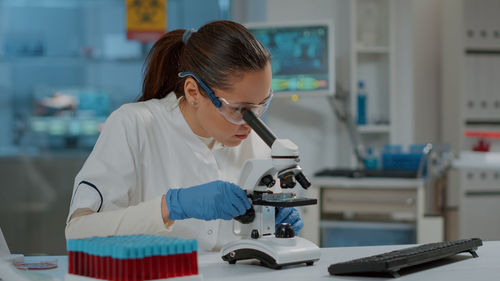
left=220, top=236, right=320, bottom=269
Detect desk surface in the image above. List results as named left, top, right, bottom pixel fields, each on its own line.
left=16, top=241, right=500, bottom=281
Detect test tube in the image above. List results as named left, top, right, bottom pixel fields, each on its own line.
left=67, top=240, right=74, bottom=274
left=191, top=240, right=198, bottom=275
left=167, top=241, right=177, bottom=277
left=144, top=241, right=153, bottom=280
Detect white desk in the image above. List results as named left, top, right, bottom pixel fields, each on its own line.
left=14, top=241, right=499, bottom=281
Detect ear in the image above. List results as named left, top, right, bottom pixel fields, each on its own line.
left=183, top=77, right=202, bottom=106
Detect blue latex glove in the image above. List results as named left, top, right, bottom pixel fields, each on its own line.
left=275, top=207, right=304, bottom=235
left=165, top=180, right=251, bottom=221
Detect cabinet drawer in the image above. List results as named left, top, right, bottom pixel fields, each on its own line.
left=321, top=188, right=417, bottom=214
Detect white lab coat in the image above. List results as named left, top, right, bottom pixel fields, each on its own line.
left=66, top=93, right=270, bottom=251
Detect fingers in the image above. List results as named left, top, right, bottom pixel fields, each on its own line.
left=231, top=200, right=247, bottom=216
left=217, top=182, right=251, bottom=219
left=292, top=217, right=304, bottom=234
left=288, top=208, right=304, bottom=234
left=224, top=182, right=251, bottom=214
left=228, top=183, right=251, bottom=210
left=275, top=206, right=293, bottom=225
left=275, top=207, right=304, bottom=234
left=219, top=200, right=246, bottom=220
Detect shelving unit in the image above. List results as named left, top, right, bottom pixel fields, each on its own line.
left=442, top=0, right=500, bottom=241
left=300, top=0, right=430, bottom=248
left=358, top=124, right=391, bottom=134
left=349, top=0, right=396, bottom=164
left=356, top=46, right=390, bottom=54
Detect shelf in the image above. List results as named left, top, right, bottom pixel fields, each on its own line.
left=358, top=125, right=390, bottom=134
left=465, top=120, right=500, bottom=126
left=356, top=46, right=390, bottom=54
left=465, top=48, right=500, bottom=55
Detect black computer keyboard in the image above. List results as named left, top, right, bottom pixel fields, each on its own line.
left=328, top=238, right=483, bottom=278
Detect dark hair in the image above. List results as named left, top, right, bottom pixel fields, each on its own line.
left=138, top=20, right=271, bottom=101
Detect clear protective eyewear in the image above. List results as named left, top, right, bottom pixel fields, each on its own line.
left=178, top=72, right=273, bottom=125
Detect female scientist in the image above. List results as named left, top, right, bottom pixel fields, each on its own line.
left=65, top=20, right=303, bottom=251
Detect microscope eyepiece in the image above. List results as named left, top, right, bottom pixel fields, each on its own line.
left=242, top=110, right=276, bottom=148
left=295, top=172, right=311, bottom=189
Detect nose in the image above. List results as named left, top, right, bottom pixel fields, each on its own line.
left=241, top=123, right=251, bottom=131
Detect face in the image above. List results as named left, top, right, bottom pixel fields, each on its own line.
left=182, top=63, right=272, bottom=147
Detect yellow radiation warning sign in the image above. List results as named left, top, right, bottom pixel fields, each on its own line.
left=126, top=0, right=167, bottom=42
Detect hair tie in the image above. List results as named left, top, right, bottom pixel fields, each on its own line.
left=182, top=29, right=197, bottom=44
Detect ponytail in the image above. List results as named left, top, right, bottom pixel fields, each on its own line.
left=139, top=29, right=185, bottom=101
left=139, top=21, right=270, bottom=102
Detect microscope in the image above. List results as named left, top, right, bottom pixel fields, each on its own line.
left=221, top=110, right=321, bottom=269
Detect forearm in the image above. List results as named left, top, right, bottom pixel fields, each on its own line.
left=65, top=195, right=171, bottom=239
left=161, top=194, right=175, bottom=228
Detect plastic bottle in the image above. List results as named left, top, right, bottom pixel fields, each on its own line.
left=357, top=81, right=367, bottom=125
left=363, top=147, right=378, bottom=170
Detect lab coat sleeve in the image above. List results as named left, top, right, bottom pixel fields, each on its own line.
left=67, top=106, right=150, bottom=231
left=65, top=195, right=170, bottom=239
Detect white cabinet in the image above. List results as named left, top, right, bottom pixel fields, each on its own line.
left=459, top=169, right=500, bottom=240
left=442, top=0, right=500, bottom=240
left=300, top=177, right=443, bottom=247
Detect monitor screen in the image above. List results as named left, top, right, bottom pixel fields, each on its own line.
left=248, top=22, right=334, bottom=96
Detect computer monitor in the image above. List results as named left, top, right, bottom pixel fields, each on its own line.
left=247, top=21, right=335, bottom=97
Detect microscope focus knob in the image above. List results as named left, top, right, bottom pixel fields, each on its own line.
left=260, top=175, right=276, bottom=187
left=275, top=223, right=295, bottom=238
left=234, top=206, right=255, bottom=224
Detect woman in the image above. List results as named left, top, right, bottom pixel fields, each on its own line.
left=65, top=20, right=303, bottom=251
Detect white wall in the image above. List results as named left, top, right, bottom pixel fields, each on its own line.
left=232, top=0, right=444, bottom=174
left=441, top=0, right=464, bottom=154
left=391, top=0, right=444, bottom=146
left=265, top=0, right=350, bottom=175
left=233, top=0, right=351, bottom=175
left=392, top=0, right=414, bottom=145
left=412, top=0, right=443, bottom=144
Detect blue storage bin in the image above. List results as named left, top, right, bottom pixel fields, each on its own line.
left=381, top=152, right=423, bottom=171
left=321, top=221, right=415, bottom=247
left=381, top=144, right=428, bottom=172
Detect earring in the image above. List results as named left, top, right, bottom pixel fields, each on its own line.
left=191, top=101, right=197, bottom=105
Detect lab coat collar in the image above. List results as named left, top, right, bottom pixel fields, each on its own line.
left=161, top=93, right=227, bottom=152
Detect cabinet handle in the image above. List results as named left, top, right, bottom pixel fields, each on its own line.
left=465, top=191, right=500, bottom=197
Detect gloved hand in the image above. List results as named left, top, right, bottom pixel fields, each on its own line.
left=165, top=180, right=251, bottom=221
left=275, top=207, right=304, bottom=235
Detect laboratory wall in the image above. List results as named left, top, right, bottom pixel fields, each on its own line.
left=411, top=0, right=443, bottom=144
left=233, top=0, right=352, bottom=174
left=233, top=0, right=445, bottom=171
left=0, top=0, right=230, bottom=255
left=0, top=0, right=477, bottom=255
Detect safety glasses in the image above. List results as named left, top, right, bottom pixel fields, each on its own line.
left=178, top=72, right=273, bottom=125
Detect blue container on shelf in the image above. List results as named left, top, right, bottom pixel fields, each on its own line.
left=381, top=144, right=424, bottom=172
